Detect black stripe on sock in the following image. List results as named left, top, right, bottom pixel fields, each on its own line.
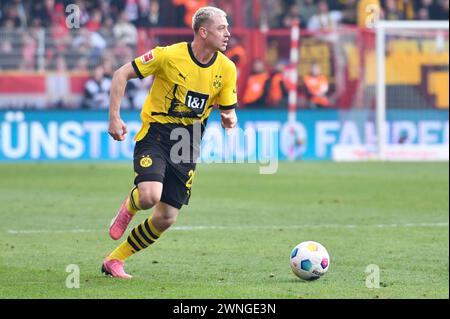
left=131, top=228, right=148, bottom=249
left=138, top=224, right=155, bottom=245
left=127, top=236, right=141, bottom=251
left=129, top=198, right=138, bottom=211
left=144, top=219, right=160, bottom=240
left=129, top=187, right=139, bottom=211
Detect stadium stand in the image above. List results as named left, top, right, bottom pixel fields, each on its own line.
left=0, top=0, right=448, bottom=110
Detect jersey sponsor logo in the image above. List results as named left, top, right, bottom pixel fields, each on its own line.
left=140, top=155, right=153, bottom=168
left=185, top=91, right=209, bottom=115
left=141, top=50, right=154, bottom=64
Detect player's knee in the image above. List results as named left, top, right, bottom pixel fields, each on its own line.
left=165, top=215, right=177, bottom=226
left=139, top=193, right=160, bottom=210
left=158, top=215, right=177, bottom=229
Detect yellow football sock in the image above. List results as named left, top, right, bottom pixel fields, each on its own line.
left=108, top=217, right=163, bottom=261
left=126, top=187, right=141, bottom=215
left=108, top=240, right=135, bottom=261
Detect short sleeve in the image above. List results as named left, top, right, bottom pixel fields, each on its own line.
left=218, top=62, right=238, bottom=110
left=131, top=47, right=165, bottom=79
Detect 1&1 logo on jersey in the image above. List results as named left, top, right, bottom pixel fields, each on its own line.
left=185, top=91, right=209, bottom=115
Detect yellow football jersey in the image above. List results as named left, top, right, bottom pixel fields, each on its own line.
left=131, top=42, right=238, bottom=141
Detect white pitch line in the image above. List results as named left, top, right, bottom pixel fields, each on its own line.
left=174, top=222, right=449, bottom=230
left=6, top=229, right=99, bottom=234
left=5, top=222, right=449, bottom=234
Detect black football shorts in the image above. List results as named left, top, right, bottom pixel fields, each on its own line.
left=133, top=123, right=197, bottom=210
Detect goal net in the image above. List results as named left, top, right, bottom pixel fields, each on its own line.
left=333, top=21, right=449, bottom=161
left=376, top=21, right=449, bottom=161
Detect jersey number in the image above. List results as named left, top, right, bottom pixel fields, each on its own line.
left=185, top=170, right=196, bottom=189
left=185, top=91, right=209, bottom=115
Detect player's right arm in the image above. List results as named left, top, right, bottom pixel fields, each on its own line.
left=109, top=47, right=164, bottom=141
left=108, top=63, right=138, bottom=141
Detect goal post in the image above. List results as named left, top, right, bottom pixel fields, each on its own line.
left=375, top=20, right=449, bottom=161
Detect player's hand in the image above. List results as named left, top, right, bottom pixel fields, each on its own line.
left=220, top=109, right=237, bottom=135
left=108, top=117, right=128, bottom=141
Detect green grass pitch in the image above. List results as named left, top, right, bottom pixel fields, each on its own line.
left=0, top=162, right=448, bottom=299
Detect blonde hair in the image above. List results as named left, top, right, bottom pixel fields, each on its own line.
left=192, top=6, right=227, bottom=33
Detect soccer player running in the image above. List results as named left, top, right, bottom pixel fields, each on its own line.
left=103, top=6, right=238, bottom=278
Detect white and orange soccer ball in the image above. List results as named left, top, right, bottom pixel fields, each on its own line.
left=290, top=241, right=330, bottom=281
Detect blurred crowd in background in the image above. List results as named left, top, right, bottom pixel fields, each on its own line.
left=0, top=0, right=448, bottom=110
left=1, top=0, right=448, bottom=31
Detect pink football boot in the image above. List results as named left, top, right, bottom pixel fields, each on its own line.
left=101, top=258, right=132, bottom=279
left=109, top=198, right=135, bottom=240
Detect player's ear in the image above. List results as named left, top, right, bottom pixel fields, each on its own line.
left=200, top=27, right=208, bottom=39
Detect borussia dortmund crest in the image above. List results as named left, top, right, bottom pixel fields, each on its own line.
left=213, top=75, right=223, bottom=89
left=140, top=155, right=152, bottom=168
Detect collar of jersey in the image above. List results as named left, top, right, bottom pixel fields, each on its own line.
left=187, top=42, right=218, bottom=68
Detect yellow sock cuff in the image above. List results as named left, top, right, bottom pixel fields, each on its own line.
left=126, top=187, right=141, bottom=214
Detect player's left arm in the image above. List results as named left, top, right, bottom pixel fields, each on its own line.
left=218, top=62, right=238, bottom=131
left=220, top=108, right=237, bottom=130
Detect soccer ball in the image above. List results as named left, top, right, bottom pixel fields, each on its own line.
left=290, top=241, right=330, bottom=281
